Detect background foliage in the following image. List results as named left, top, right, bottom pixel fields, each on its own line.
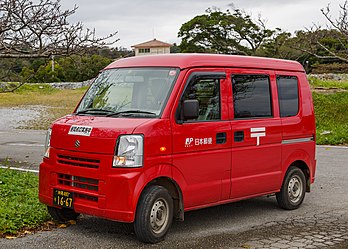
left=3, top=3, right=348, bottom=83
left=0, top=48, right=131, bottom=83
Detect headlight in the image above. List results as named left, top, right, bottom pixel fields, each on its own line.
left=113, top=135, right=144, bottom=168
left=44, top=128, right=52, bottom=158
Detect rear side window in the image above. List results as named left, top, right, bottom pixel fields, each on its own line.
left=232, top=74, right=272, bottom=119
left=277, top=76, right=299, bottom=117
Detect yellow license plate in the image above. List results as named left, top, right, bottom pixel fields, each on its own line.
left=53, top=189, right=74, bottom=208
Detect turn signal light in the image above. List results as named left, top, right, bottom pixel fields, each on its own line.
left=114, top=156, right=126, bottom=166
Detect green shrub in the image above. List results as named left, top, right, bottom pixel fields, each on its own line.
left=308, top=77, right=348, bottom=90
left=0, top=169, right=50, bottom=235
left=313, top=92, right=348, bottom=145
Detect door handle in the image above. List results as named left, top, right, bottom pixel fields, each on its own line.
left=234, top=131, right=244, bottom=142
left=216, top=132, right=227, bottom=144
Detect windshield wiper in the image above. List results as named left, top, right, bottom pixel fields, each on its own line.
left=75, top=108, right=114, bottom=115
left=106, top=110, right=157, bottom=117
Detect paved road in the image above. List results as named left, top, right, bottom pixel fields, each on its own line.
left=0, top=130, right=347, bottom=248
left=0, top=129, right=45, bottom=168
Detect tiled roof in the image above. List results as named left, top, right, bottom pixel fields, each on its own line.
left=132, top=39, right=173, bottom=48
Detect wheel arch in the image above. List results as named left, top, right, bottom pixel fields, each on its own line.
left=133, top=166, right=184, bottom=222
left=145, top=177, right=184, bottom=221
left=282, top=147, right=314, bottom=193
left=285, top=160, right=311, bottom=192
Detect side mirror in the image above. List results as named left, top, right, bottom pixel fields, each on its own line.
left=183, top=99, right=199, bottom=120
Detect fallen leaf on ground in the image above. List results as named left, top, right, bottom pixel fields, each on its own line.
left=58, top=224, right=67, bottom=228
left=5, top=236, right=16, bottom=239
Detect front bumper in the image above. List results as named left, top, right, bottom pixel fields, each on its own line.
left=39, top=148, right=142, bottom=223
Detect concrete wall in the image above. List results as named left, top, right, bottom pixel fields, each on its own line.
left=0, top=80, right=92, bottom=91
left=48, top=80, right=92, bottom=89
left=309, top=73, right=348, bottom=81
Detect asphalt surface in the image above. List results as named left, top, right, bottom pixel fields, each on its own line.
left=0, top=129, right=348, bottom=248
left=0, top=106, right=41, bottom=130
left=0, top=129, right=45, bottom=167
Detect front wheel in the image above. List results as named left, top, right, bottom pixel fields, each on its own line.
left=276, top=166, right=306, bottom=210
left=134, top=185, right=173, bottom=243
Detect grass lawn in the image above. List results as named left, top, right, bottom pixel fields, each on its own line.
left=308, top=77, right=348, bottom=145
left=0, top=168, right=50, bottom=236
left=312, top=92, right=348, bottom=145
left=0, top=84, right=87, bottom=130
left=308, top=76, right=348, bottom=90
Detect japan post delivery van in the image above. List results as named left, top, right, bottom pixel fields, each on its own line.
left=39, top=54, right=316, bottom=243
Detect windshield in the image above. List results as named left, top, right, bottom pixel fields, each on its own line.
left=76, top=67, right=179, bottom=117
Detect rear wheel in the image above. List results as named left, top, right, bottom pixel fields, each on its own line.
left=134, top=185, right=173, bottom=243
left=276, top=166, right=306, bottom=210
left=47, top=206, right=80, bottom=222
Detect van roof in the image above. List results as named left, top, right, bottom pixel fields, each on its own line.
left=105, top=54, right=305, bottom=72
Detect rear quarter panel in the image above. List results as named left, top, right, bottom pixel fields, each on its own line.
left=276, top=71, right=316, bottom=182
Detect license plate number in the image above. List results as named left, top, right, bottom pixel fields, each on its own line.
left=53, top=189, right=74, bottom=208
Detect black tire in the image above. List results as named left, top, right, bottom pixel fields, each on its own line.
left=276, top=166, right=306, bottom=210
left=134, top=185, right=173, bottom=243
left=47, top=206, right=80, bottom=222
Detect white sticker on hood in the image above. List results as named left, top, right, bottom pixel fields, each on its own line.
left=68, top=125, right=93, bottom=136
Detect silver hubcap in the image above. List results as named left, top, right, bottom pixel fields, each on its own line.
left=150, top=198, right=169, bottom=234
left=288, top=175, right=303, bottom=203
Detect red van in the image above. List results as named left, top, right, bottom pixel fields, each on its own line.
left=39, top=54, right=316, bottom=243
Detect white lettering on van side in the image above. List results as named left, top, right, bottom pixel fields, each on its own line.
left=185, top=138, right=194, bottom=147
left=250, top=127, right=266, bottom=146
left=185, top=137, right=212, bottom=147
left=68, top=125, right=93, bottom=136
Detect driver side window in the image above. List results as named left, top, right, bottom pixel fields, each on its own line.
left=182, top=78, right=221, bottom=122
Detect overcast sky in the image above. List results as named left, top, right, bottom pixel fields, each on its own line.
left=60, top=0, right=343, bottom=49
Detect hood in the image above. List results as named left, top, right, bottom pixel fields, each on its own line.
left=50, top=115, right=151, bottom=154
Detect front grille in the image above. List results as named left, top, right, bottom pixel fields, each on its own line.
left=58, top=174, right=99, bottom=192
left=76, top=193, right=98, bottom=202
left=57, top=154, right=100, bottom=169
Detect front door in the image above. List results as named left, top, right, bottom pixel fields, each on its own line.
left=172, top=70, right=231, bottom=208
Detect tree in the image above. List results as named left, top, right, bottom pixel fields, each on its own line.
left=178, top=7, right=275, bottom=55
left=258, top=30, right=319, bottom=65
left=0, top=0, right=119, bottom=93
left=0, top=0, right=119, bottom=59
left=0, top=58, right=27, bottom=81
left=57, top=54, right=112, bottom=82
left=19, top=54, right=113, bottom=83
left=170, top=43, right=181, bottom=53
left=34, top=61, right=64, bottom=82
left=294, top=1, right=348, bottom=63
left=257, top=30, right=293, bottom=58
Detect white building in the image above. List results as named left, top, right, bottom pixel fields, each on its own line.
left=132, top=39, right=173, bottom=56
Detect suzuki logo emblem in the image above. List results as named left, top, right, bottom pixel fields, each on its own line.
left=74, top=140, right=81, bottom=148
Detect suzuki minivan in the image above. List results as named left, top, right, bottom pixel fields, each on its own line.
left=39, top=54, right=316, bottom=243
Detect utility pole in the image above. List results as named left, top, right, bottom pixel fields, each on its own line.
left=51, top=55, right=55, bottom=72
